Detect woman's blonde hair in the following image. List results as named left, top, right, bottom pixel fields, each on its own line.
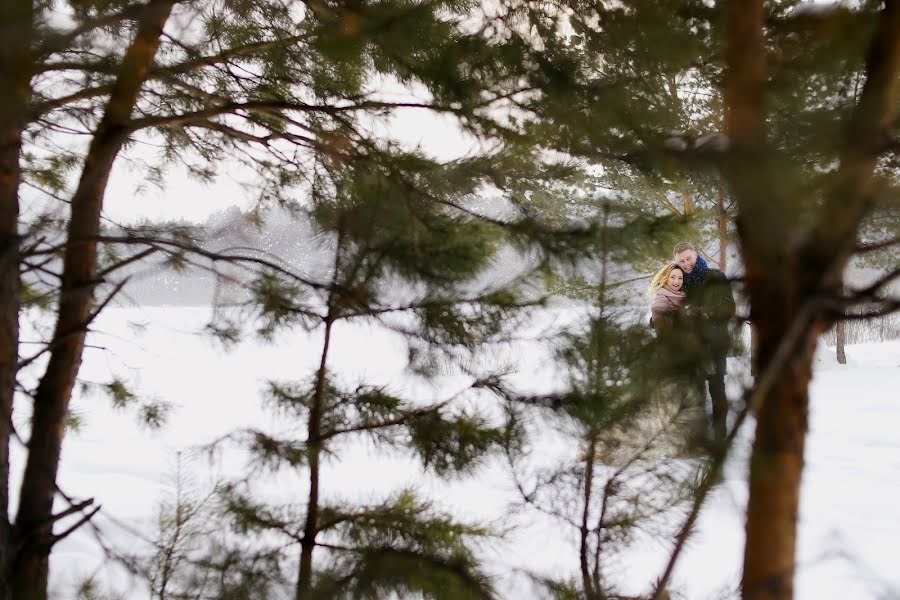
left=646, top=263, right=684, bottom=297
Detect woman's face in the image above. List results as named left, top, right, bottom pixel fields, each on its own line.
left=667, top=269, right=683, bottom=291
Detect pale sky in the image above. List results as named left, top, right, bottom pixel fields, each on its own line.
left=103, top=99, right=487, bottom=225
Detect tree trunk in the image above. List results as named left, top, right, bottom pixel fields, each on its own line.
left=11, top=2, right=175, bottom=597
left=716, top=185, right=728, bottom=272
left=296, top=316, right=333, bottom=599
left=720, top=0, right=810, bottom=596
left=0, top=0, right=33, bottom=596
left=723, top=0, right=900, bottom=597
left=579, top=433, right=597, bottom=599
left=0, top=137, right=20, bottom=600
left=835, top=320, right=847, bottom=364
left=682, top=191, right=694, bottom=217
left=741, top=315, right=816, bottom=600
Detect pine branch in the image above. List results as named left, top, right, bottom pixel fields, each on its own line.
left=320, top=396, right=457, bottom=441
left=171, top=117, right=319, bottom=149
left=832, top=301, right=900, bottom=319
left=127, top=98, right=473, bottom=132
left=51, top=505, right=102, bottom=546
left=31, top=85, right=112, bottom=117
left=160, top=34, right=307, bottom=77
left=19, top=256, right=60, bottom=279
left=336, top=546, right=496, bottom=600
left=94, top=234, right=329, bottom=291
left=15, top=277, right=129, bottom=373
left=812, top=0, right=900, bottom=266
left=95, top=247, right=158, bottom=278
left=49, top=497, right=95, bottom=524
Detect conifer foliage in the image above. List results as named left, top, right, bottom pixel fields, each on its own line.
left=202, top=159, right=545, bottom=598
left=1, top=0, right=599, bottom=598
left=500, top=313, right=706, bottom=599
left=2, top=0, right=897, bottom=598
left=506, top=2, right=900, bottom=598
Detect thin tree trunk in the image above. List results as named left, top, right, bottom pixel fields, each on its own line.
left=297, top=223, right=345, bottom=599
left=835, top=320, right=847, bottom=364
left=716, top=185, right=728, bottom=272
left=0, top=0, right=33, bottom=596
left=579, top=433, right=597, bottom=599
left=296, top=316, right=333, bottom=599
left=11, top=2, right=175, bottom=597
left=0, top=139, right=19, bottom=600
left=682, top=191, right=694, bottom=217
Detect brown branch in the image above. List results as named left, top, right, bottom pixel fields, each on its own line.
left=19, top=255, right=60, bottom=278
left=848, top=267, right=900, bottom=297
left=161, top=34, right=306, bottom=77
left=16, top=277, right=129, bottom=373
left=832, top=301, right=900, bottom=319
left=94, top=234, right=328, bottom=290
left=31, top=85, right=112, bottom=117
left=51, top=504, right=102, bottom=545
left=127, top=98, right=467, bottom=131
left=49, top=497, right=95, bottom=524
left=95, top=247, right=158, bottom=278
left=85, top=277, right=130, bottom=326
left=173, top=118, right=319, bottom=149
left=321, top=396, right=457, bottom=441
left=34, top=35, right=305, bottom=114
left=813, top=0, right=900, bottom=273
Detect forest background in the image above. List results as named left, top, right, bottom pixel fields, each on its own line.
left=1, top=0, right=898, bottom=599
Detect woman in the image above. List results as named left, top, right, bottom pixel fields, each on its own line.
left=647, top=263, right=686, bottom=329
left=646, top=262, right=710, bottom=449
left=649, top=261, right=716, bottom=386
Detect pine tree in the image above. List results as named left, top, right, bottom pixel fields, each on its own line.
left=1, top=1, right=600, bottom=597
left=5, top=1, right=895, bottom=598
left=170, top=153, right=603, bottom=598
left=494, top=1, right=900, bottom=598
left=497, top=313, right=708, bottom=599
left=516, top=0, right=734, bottom=268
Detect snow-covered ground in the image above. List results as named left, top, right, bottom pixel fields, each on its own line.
left=11, top=306, right=900, bottom=599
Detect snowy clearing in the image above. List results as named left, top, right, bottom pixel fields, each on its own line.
left=11, top=307, right=899, bottom=599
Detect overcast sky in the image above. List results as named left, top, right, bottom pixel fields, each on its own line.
left=103, top=92, right=487, bottom=225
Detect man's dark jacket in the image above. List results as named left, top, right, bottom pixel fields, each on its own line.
left=684, top=263, right=736, bottom=357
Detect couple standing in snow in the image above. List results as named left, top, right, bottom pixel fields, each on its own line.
left=648, top=242, right=736, bottom=440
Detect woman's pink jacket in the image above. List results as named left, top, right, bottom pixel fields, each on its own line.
left=651, top=287, right=686, bottom=326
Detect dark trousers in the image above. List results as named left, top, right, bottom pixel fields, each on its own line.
left=706, top=354, right=728, bottom=440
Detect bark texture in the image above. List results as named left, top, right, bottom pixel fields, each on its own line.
left=11, top=2, right=176, bottom=597
left=0, top=0, right=33, bottom=596
left=724, top=0, right=900, bottom=599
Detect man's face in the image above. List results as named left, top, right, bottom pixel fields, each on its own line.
left=675, top=249, right=697, bottom=273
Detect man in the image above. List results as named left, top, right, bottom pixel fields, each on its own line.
left=673, top=242, right=735, bottom=440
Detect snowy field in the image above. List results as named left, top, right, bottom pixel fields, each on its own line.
left=11, top=306, right=900, bottom=599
